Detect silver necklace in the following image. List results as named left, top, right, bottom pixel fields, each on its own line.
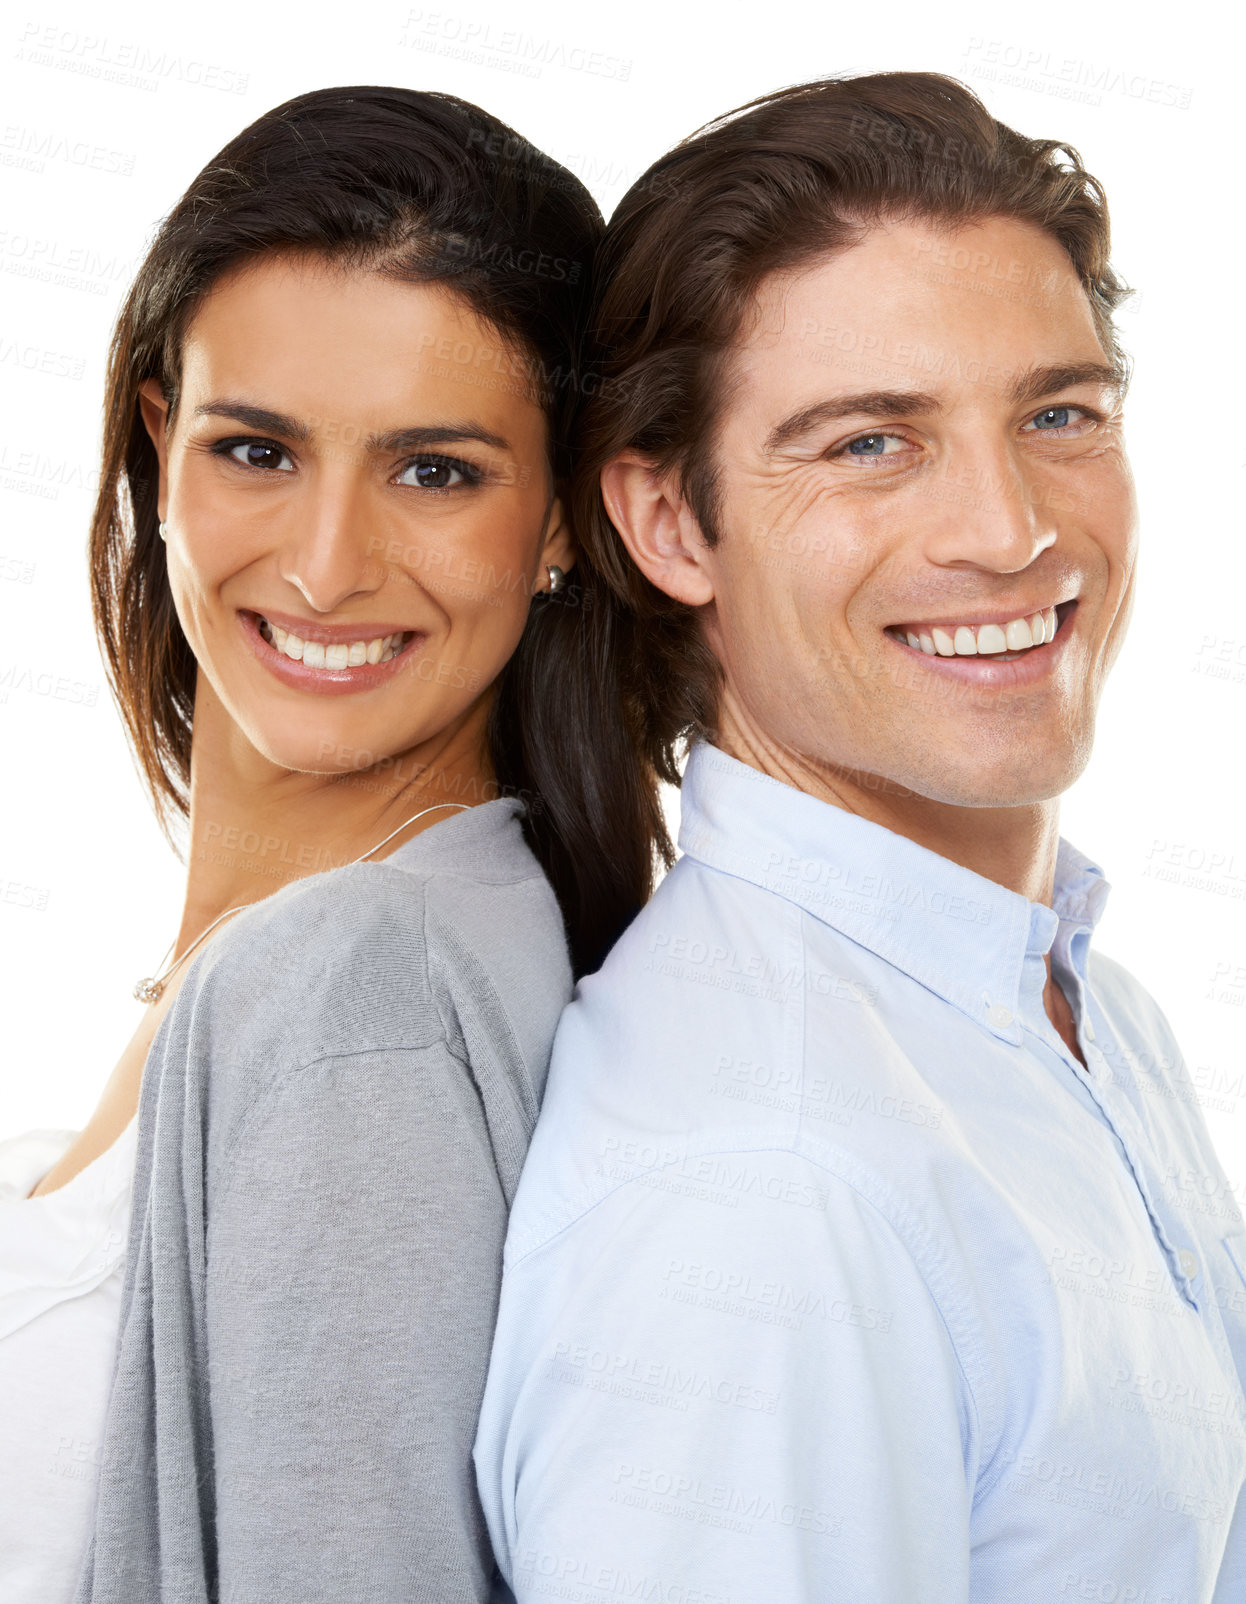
left=133, top=801, right=470, bottom=1004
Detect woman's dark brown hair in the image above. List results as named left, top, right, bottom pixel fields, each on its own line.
left=572, top=70, right=1133, bottom=789
left=89, top=85, right=668, bottom=978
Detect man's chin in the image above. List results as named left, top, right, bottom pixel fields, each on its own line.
left=884, top=748, right=1090, bottom=810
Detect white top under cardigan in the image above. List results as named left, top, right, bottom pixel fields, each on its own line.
left=0, top=1119, right=138, bottom=1604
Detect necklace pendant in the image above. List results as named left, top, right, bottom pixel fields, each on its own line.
left=133, top=976, right=164, bottom=1005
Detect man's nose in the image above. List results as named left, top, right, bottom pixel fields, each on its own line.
left=920, top=447, right=1058, bottom=574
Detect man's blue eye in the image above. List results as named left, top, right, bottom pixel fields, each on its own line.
left=1033, top=407, right=1070, bottom=430
left=848, top=435, right=889, bottom=456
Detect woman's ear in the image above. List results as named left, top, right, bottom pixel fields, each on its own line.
left=599, top=452, right=715, bottom=607
left=137, top=379, right=171, bottom=521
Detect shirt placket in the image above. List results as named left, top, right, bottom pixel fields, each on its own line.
left=1020, top=911, right=1246, bottom=1489
left=1045, top=922, right=1205, bottom=1316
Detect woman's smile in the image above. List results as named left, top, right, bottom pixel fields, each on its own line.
left=238, top=605, right=425, bottom=696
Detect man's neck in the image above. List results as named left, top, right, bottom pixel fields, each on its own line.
left=713, top=706, right=1091, bottom=1068
left=713, top=700, right=1063, bottom=910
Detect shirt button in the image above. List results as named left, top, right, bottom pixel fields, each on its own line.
left=987, top=1003, right=1014, bottom=1029
left=1178, top=1249, right=1200, bottom=1279
left=1084, top=1020, right=1096, bottom=1042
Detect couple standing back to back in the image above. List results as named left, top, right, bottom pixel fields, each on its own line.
left=3, top=67, right=1241, bottom=1604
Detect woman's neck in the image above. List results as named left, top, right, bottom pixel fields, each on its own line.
left=174, top=675, right=497, bottom=965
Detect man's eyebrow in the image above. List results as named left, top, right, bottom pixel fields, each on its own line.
left=193, top=402, right=511, bottom=454
left=1007, top=362, right=1125, bottom=407
left=762, top=362, right=1125, bottom=455
left=764, top=392, right=941, bottom=454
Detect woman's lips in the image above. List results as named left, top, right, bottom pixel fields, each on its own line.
left=237, top=608, right=425, bottom=697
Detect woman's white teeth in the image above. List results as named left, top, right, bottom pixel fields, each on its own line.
left=892, top=606, right=1057, bottom=657
left=257, top=616, right=408, bottom=666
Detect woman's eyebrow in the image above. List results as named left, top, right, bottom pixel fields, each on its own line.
left=193, top=400, right=311, bottom=441
left=372, top=424, right=512, bottom=453
left=191, top=401, right=510, bottom=455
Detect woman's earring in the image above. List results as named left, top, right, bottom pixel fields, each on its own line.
left=158, top=521, right=169, bottom=543
left=546, top=564, right=565, bottom=594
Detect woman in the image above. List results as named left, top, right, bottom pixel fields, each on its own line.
left=0, top=87, right=669, bottom=1604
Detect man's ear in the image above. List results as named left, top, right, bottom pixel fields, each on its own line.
left=599, top=452, right=716, bottom=607
left=137, top=379, right=171, bottom=522
left=538, top=494, right=577, bottom=585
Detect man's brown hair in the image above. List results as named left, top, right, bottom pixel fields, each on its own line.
left=572, top=70, right=1132, bottom=788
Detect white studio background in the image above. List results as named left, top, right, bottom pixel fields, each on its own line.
left=1, top=0, right=1243, bottom=1200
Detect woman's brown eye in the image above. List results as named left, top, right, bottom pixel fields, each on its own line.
left=227, top=441, right=292, bottom=471
left=397, top=457, right=469, bottom=490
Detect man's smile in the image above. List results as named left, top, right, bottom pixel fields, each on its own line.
left=883, top=599, right=1078, bottom=661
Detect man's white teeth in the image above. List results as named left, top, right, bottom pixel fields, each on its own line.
left=257, top=616, right=409, bottom=667
left=895, top=606, right=1057, bottom=658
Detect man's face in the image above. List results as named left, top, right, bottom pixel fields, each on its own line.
left=694, top=215, right=1137, bottom=808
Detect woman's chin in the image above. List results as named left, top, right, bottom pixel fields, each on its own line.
left=242, top=725, right=412, bottom=779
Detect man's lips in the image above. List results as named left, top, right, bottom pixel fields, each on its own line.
left=884, top=600, right=1077, bottom=659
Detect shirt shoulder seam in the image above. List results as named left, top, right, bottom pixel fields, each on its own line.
left=209, top=1035, right=466, bottom=1227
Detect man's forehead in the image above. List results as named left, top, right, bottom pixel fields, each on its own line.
left=738, top=218, right=1088, bottom=348
left=721, top=218, right=1115, bottom=420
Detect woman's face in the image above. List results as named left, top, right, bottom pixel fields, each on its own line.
left=140, top=253, right=572, bottom=778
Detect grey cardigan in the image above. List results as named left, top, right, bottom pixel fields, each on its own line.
left=74, top=797, right=572, bottom=1604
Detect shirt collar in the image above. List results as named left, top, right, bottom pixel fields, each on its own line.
left=676, top=740, right=1112, bottom=1045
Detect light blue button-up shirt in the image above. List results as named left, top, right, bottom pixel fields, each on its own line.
left=474, top=740, right=1246, bottom=1603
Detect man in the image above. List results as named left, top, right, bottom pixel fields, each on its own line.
left=474, top=72, right=1246, bottom=1601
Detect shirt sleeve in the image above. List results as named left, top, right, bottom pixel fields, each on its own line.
left=475, top=1147, right=978, bottom=1603
left=204, top=1043, right=508, bottom=1604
